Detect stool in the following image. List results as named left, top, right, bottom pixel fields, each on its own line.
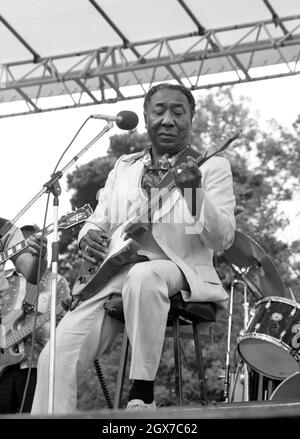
left=103, top=292, right=217, bottom=408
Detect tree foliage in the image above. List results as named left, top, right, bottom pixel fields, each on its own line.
left=58, top=87, right=300, bottom=410
left=67, top=155, right=117, bottom=211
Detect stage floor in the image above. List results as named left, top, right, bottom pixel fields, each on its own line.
left=1, top=399, right=300, bottom=420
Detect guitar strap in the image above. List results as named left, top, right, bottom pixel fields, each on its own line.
left=22, top=283, right=38, bottom=314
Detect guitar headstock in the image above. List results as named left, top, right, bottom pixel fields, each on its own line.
left=197, top=128, right=242, bottom=166
left=214, top=128, right=242, bottom=153
left=58, top=204, right=93, bottom=230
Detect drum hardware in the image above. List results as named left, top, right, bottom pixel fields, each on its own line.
left=280, top=330, right=286, bottom=340
left=223, top=278, right=250, bottom=402
left=289, top=287, right=297, bottom=302
left=239, top=371, right=246, bottom=386
left=291, top=350, right=300, bottom=360
left=226, top=361, right=250, bottom=403
left=222, top=278, right=234, bottom=402
left=229, top=263, right=262, bottom=301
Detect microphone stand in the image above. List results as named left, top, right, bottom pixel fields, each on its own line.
left=223, top=279, right=235, bottom=402
left=11, top=121, right=114, bottom=414
left=239, top=280, right=250, bottom=402
left=224, top=278, right=251, bottom=402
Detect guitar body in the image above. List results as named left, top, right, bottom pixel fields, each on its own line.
left=0, top=303, right=65, bottom=378
left=0, top=309, right=25, bottom=378
left=72, top=223, right=147, bottom=299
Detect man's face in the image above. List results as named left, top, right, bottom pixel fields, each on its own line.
left=144, top=88, right=193, bottom=156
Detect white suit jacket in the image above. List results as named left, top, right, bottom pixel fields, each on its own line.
left=78, top=151, right=236, bottom=311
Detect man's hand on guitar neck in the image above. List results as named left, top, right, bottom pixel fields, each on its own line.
left=27, top=234, right=48, bottom=258
left=172, top=155, right=202, bottom=195
left=172, top=155, right=203, bottom=218
left=79, top=229, right=110, bottom=265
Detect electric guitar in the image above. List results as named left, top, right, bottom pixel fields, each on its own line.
left=0, top=302, right=65, bottom=378
left=0, top=204, right=93, bottom=265
left=72, top=129, right=242, bottom=301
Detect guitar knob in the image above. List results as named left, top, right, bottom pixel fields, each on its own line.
left=78, top=275, right=87, bottom=284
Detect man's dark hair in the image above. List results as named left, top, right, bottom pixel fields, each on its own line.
left=143, top=83, right=196, bottom=119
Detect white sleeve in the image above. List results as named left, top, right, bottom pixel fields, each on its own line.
left=194, top=156, right=236, bottom=250
left=77, top=155, right=124, bottom=244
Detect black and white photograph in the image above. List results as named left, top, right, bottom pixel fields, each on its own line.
left=0, top=0, right=300, bottom=432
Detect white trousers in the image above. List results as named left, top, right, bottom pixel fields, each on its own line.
left=31, top=259, right=187, bottom=414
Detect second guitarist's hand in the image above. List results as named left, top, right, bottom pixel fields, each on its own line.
left=27, top=235, right=48, bottom=258
left=79, top=229, right=110, bottom=265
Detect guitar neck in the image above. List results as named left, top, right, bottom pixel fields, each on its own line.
left=0, top=204, right=93, bottom=266
left=0, top=223, right=54, bottom=265
left=3, top=302, right=65, bottom=348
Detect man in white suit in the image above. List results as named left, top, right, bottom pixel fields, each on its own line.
left=32, top=83, right=236, bottom=413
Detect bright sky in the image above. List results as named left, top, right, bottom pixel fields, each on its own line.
left=0, top=73, right=300, bottom=248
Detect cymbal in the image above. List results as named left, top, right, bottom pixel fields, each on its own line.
left=224, top=230, right=286, bottom=299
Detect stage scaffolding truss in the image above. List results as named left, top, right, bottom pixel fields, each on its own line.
left=0, top=0, right=299, bottom=118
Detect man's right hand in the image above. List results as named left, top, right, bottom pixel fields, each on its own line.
left=79, top=229, right=110, bottom=265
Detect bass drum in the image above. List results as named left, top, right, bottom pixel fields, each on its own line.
left=270, top=371, right=300, bottom=401
left=237, top=297, right=300, bottom=380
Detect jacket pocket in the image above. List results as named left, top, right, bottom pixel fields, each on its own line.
left=194, top=264, right=221, bottom=285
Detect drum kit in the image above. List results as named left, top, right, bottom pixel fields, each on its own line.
left=223, top=230, right=300, bottom=403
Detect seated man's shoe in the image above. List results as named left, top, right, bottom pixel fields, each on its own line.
left=126, top=399, right=156, bottom=411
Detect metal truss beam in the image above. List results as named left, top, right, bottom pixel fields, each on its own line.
left=0, top=14, right=300, bottom=118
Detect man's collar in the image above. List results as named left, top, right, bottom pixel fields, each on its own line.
left=144, top=144, right=198, bottom=169
left=122, top=143, right=200, bottom=167
left=142, top=148, right=173, bottom=170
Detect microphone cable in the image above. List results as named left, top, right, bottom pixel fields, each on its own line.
left=53, top=115, right=93, bottom=173
left=94, top=358, right=113, bottom=409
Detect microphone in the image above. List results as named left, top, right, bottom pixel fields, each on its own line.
left=91, top=110, right=139, bottom=130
